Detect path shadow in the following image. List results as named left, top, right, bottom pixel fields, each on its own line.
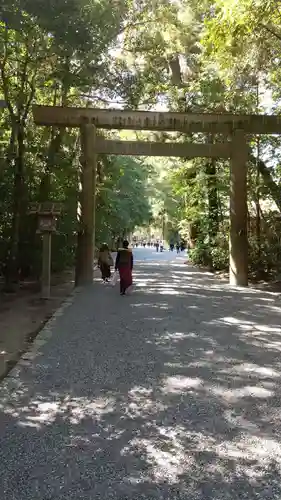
left=0, top=263, right=281, bottom=499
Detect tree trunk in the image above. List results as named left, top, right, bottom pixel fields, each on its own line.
left=205, top=132, right=219, bottom=269
left=39, top=130, right=64, bottom=200
left=5, top=121, right=26, bottom=289
left=206, top=159, right=219, bottom=240
left=255, top=169, right=261, bottom=262
left=38, top=78, right=66, bottom=202
left=250, top=153, right=281, bottom=213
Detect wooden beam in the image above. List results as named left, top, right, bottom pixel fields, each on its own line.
left=33, top=105, right=281, bottom=134
left=229, top=129, right=249, bottom=287
left=95, top=139, right=231, bottom=158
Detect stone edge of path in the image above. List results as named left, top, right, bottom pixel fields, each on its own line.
left=0, top=286, right=83, bottom=389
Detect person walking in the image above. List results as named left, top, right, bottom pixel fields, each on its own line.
left=115, top=240, right=133, bottom=295
left=98, top=243, right=113, bottom=283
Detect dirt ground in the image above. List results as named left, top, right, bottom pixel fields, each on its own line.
left=0, top=270, right=75, bottom=380
left=0, top=268, right=102, bottom=381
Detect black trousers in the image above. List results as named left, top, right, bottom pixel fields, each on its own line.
left=120, top=279, right=125, bottom=294
left=100, top=263, right=111, bottom=279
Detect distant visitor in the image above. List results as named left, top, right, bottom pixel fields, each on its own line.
left=98, top=243, right=113, bottom=283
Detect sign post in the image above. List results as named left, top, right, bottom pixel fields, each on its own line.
left=29, top=202, right=62, bottom=298
left=42, top=232, right=52, bottom=299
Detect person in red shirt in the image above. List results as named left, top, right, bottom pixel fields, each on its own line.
left=115, top=240, right=133, bottom=295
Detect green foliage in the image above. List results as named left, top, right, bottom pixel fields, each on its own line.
left=189, top=242, right=210, bottom=268
left=96, top=156, right=152, bottom=245
left=0, top=0, right=153, bottom=283
left=1, top=0, right=281, bottom=284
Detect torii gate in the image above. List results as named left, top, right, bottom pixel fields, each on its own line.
left=33, top=105, right=281, bottom=288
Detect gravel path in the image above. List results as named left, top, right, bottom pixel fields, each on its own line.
left=1, top=256, right=281, bottom=499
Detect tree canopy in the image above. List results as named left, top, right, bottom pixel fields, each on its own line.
left=1, top=0, right=281, bottom=285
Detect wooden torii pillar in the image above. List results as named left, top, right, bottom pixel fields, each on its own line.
left=75, top=124, right=97, bottom=286
left=229, top=129, right=249, bottom=286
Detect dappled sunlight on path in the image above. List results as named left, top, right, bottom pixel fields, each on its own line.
left=1, top=255, right=281, bottom=499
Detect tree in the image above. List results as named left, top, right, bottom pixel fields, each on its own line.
left=0, top=0, right=136, bottom=286
left=1, top=0, right=281, bottom=286
left=96, top=155, right=152, bottom=247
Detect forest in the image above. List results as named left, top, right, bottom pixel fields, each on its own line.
left=1, top=0, right=281, bottom=288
